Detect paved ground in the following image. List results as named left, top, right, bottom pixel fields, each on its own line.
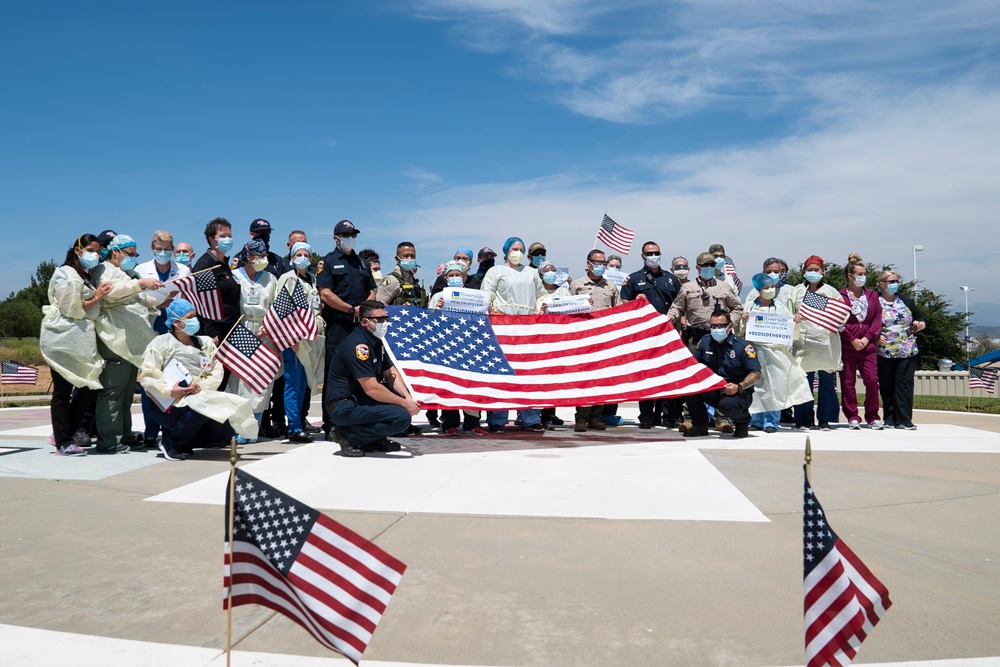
left=1, top=401, right=998, bottom=666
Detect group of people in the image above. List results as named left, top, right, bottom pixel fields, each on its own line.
left=39, top=217, right=927, bottom=460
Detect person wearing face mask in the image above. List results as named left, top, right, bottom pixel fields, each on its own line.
left=377, top=241, right=428, bottom=307
left=875, top=270, right=925, bottom=430
left=670, top=256, right=691, bottom=285
left=607, top=254, right=623, bottom=271
left=480, top=236, right=546, bottom=432
left=838, top=253, right=884, bottom=430
left=40, top=234, right=112, bottom=456
left=620, top=241, right=685, bottom=429
left=134, top=230, right=191, bottom=447
left=682, top=309, right=761, bottom=438
left=90, top=234, right=163, bottom=453
left=96, top=229, right=118, bottom=262
left=708, top=244, right=741, bottom=296
left=193, top=218, right=243, bottom=357
left=791, top=254, right=843, bottom=431
left=231, top=219, right=283, bottom=279
left=358, top=248, right=381, bottom=282
left=325, top=300, right=418, bottom=457
left=278, top=230, right=309, bottom=274
left=431, top=247, right=482, bottom=293
left=526, top=242, right=548, bottom=271
left=140, top=299, right=257, bottom=461
left=317, top=219, right=377, bottom=440
left=174, top=241, right=195, bottom=268
left=472, top=247, right=497, bottom=284
left=225, top=238, right=280, bottom=442
left=535, top=260, right=571, bottom=307
left=743, top=257, right=793, bottom=310
left=271, top=242, right=327, bottom=443
left=735, top=273, right=813, bottom=433
left=569, top=250, right=621, bottom=432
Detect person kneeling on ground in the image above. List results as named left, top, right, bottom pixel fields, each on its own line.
left=682, top=308, right=762, bottom=439
left=325, top=299, right=420, bottom=457
left=139, top=299, right=258, bottom=460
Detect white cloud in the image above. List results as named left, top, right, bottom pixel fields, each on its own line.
left=402, top=166, right=444, bottom=185
left=387, top=83, right=1000, bottom=309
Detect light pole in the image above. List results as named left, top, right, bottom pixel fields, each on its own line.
left=912, top=244, right=924, bottom=284
left=960, top=285, right=974, bottom=358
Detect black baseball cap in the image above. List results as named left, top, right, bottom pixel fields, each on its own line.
left=249, top=218, right=272, bottom=233
left=97, top=229, right=118, bottom=247
left=334, top=219, right=360, bottom=235
left=478, top=247, right=496, bottom=260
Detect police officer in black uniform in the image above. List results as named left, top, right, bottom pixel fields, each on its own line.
left=683, top=308, right=762, bottom=438
left=317, top=219, right=377, bottom=439
left=325, top=300, right=418, bottom=457
left=230, top=218, right=284, bottom=278
left=620, top=240, right=683, bottom=428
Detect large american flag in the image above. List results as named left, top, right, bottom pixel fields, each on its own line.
left=1, top=360, right=38, bottom=385
left=800, top=290, right=852, bottom=333
left=724, top=256, right=743, bottom=292
left=216, top=323, right=281, bottom=394
left=384, top=301, right=726, bottom=410
left=263, top=280, right=318, bottom=351
left=596, top=214, right=635, bottom=255
left=804, top=466, right=891, bottom=667
left=224, top=469, right=406, bottom=665
left=172, top=270, right=225, bottom=321
left=969, top=366, right=998, bottom=394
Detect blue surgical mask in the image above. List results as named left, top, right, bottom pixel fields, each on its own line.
left=175, top=252, right=191, bottom=266
left=153, top=250, right=173, bottom=264
left=215, top=237, right=234, bottom=253
left=767, top=272, right=780, bottom=282
left=120, top=255, right=137, bottom=272
left=399, top=258, right=417, bottom=272
left=80, top=251, right=100, bottom=270
left=711, top=327, right=729, bottom=342
left=293, top=256, right=311, bottom=270
left=715, top=257, right=726, bottom=270
left=592, top=264, right=606, bottom=277
left=530, top=255, right=546, bottom=267
left=804, top=271, right=823, bottom=284
left=700, top=267, right=715, bottom=280
left=182, top=318, right=200, bottom=335
left=886, top=283, right=900, bottom=295
left=543, top=271, right=558, bottom=285
left=447, top=276, right=463, bottom=287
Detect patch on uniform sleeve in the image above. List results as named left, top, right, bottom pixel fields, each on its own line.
left=621, top=275, right=629, bottom=284
left=744, top=344, right=757, bottom=359
left=317, top=260, right=324, bottom=273
left=380, top=277, right=392, bottom=286
left=355, top=344, right=370, bottom=361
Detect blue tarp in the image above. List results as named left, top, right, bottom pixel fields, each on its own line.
left=968, top=348, right=1000, bottom=368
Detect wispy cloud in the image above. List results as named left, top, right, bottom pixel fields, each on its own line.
left=407, top=1, right=1000, bottom=122
left=402, top=166, right=444, bottom=186
left=387, top=83, right=1000, bottom=307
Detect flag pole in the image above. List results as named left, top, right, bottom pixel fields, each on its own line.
left=164, top=265, right=217, bottom=283
left=226, top=435, right=238, bottom=667
left=191, top=315, right=245, bottom=389
left=805, top=436, right=812, bottom=483
left=593, top=211, right=606, bottom=250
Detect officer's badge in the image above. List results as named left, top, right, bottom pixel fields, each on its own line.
left=744, top=344, right=757, bottom=359
left=355, top=344, right=370, bottom=361
left=729, top=350, right=736, bottom=359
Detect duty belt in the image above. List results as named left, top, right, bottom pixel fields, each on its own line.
left=328, top=396, right=352, bottom=407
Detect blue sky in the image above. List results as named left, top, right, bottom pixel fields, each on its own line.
left=3, top=1, right=1000, bottom=322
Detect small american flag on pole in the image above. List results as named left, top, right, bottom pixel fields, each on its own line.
left=225, top=468, right=406, bottom=665
left=2, top=360, right=38, bottom=385
left=263, top=281, right=318, bottom=351
left=969, top=366, right=998, bottom=394
left=173, top=270, right=225, bottom=321
left=800, top=290, right=852, bottom=333
left=724, top=256, right=743, bottom=292
left=384, top=301, right=726, bottom=410
left=804, top=466, right=891, bottom=667
left=216, top=323, right=281, bottom=395
left=596, top=214, right=635, bottom=255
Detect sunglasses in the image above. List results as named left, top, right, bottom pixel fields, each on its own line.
left=339, top=232, right=359, bottom=238
left=365, top=315, right=391, bottom=323
left=643, top=251, right=661, bottom=257
left=710, top=324, right=729, bottom=331
left=672, top=265, right=689, bottom=271
left=882, top=279, right=899, bottom=284
left=591, top=261, right=608, bottom=266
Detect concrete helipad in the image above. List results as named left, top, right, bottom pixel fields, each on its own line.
left=1, top=401, right=998, bottom=666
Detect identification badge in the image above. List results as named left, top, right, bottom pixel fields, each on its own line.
left=245, top=293, right=260, bottom=305
left=310, top=294, right=321, bottom=310
left=199, top=354, right=211, bottom=371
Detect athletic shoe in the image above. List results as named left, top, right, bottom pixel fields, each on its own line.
left=57, top=444, right=87, bottom=457
left=46, top=434, right=57, bottom=446
left=73, top=430, right=92, bottom=448
left=764, top=426, right=777, bottom=434
left=869, top=419, right=885, bottom=430
left=849, top=419, right=861, bottom=430
left=158, top=443, right=188, bottom=461
left=94, top=443, right=130, bottom=455
left=488, top=425, right=504, bottom=433
left=445, top=427, right=459, bottom=436
left=796, top=424, right=812, bottom=431
left=426, top=414, right=441, bottom=428
left=548, top=416, right=565, bottom=426
left=900, top=423, right=917, bottom=430
left=603, top=416, right=624, bottom=427
left=469, top=426, right=487, bottom=436
left=527, top=423, right=545, bottom=432
left=819, top=422, right=831, bottom=431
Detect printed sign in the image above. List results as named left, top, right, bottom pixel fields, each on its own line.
left=604, top=268, right=627, bottom=290
left=442, top=287, right=490, bottom=313
left=543, top=294, right=592, bottom=314
left=745, top=312, right=795, bottom=347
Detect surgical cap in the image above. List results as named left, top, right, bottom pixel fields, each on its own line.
left=804, top=255, right=825, bottom=270
left=108, top=234, right=137, bottom=251
left=443, top=260, right=465, bottom=274
left=502, top=236, right=525, bottom=257
left=455, top=247, right=474, bottom=261
left=752, top=272, right=776, bottom=292
left=290, top=241, right=311, bottom=255
left=244, top=238, right=267, bottom=256
left=165, top=298, right=195, bottom=329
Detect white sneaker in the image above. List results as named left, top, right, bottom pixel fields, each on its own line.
left=869, top=419, right=885, bottom=430
left=848, top=419, right=861, bottom=430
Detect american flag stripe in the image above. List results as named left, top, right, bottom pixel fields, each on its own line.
left=263, top=281, right=318, bottom=351
left=389, top=301, right=726, bottom=410
left=216, top=324, right=281, bottom=395
left=969, top=367, right=997, bottom=394
left=226, top=469, right=406, bottom=664
left=173, top=271, right=225, bottom=321
left=596, top=214, right=635, bottom=254
left=1, top=361, right=39, bottom=385
left=724, top=257, right=743, bottom=292
left=799, top=291, right=852, bottom=333
left=804, top=467, right=890, bottom=667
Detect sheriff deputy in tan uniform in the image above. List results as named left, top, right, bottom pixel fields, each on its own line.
left=375, top=241, right=428, bottom=307
left=667, top=251, right=743, bottom=351
left=569, top=249, right=621, bottom=432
